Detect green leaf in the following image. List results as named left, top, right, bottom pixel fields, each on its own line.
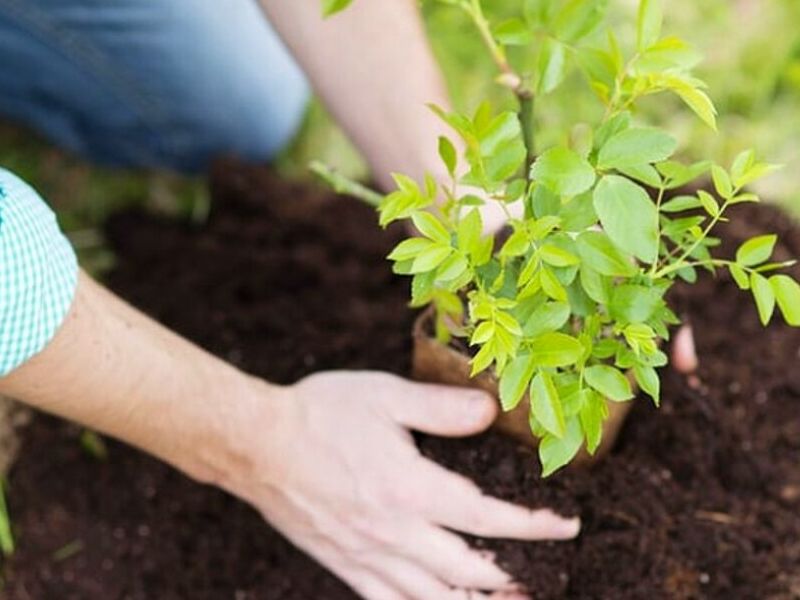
left=584, top=365, right=634, bottom=402
left=576, top=231, right=637, bottom=277
left=438, top=136, right=457, bottom=177
left=473, top=235, right=494, bottom=266
left=595, top=112, right=631, bottom=151
left=522, top=302, right=571, bottom=337
left=540, top=267, right=568, bottom=302
left=559, top=192, right=598, bottom=232
left=637, top=36, right=701, bottom=72
left=496, top=311, right=523, bottom=337
left=321, top=0, right=353, bottom=17
left=437, top=253, right=469, bottom=281
left=579, top=264, right=611, bottom=304
left=696, top=190, right=718, bottom=217
left=658, top=160, right=712, bottom=189
left=524, top=0, right=556, bottom=27
left=539, top=418, right=584, bottom=477
left=536, top=39, right=568, bottom=94
left=593, top=176, right=659, bottom=263
left=410, top=245, right=452, bottom=273
left=736, top=235, right=777, bottom=267
left=771, top=275, right=800, bottom=326
left=750, top=272, right=776, bottom=326
left=660, top=195, right=702, bottom=213
left=530, top=184, right=561, bottom=217
left=731, top=149, right=755, bottom=185
left=674, top=85, right=717, bottom=131
left=530, top=147, right=596, bottom=197
left=500, top=229, right=530, bottom=258
left=540, top=245, right=580, bottom=267
left=470, top=340, right=496, bottom=376
left=633, top=364, right=660, bottom=406
left=637, top=0, right=663, bottom=50
left=499, top=354, right=537, bottom=411
left=552, top=0, right=608, bottom=43
left=457, top=209, right=482, bottom=255
left=411, top=271, right=436, bottom=306
left=609, top=285, right=662, bottom=323
left=493, top=18, right=533, bottom=46
left=529, top=333, right=585, bottom=367
left=618, top=163, right=662, bottom=188
left=471, top=321, right=495, bottom=345
left=412, top=211, right=450, bottom=245
left=597, top=128, right=677, bottom=170
left=729, top=264, right=750, bottom=290
left=711, top=165, right=733, bottom=199
left=530, top=372, right=566, bottom=438
left=579, top=391, right=606, bottom=454
left=387, top=238, right=433, bottom=262
left=480, top=112, right=521, bottom=155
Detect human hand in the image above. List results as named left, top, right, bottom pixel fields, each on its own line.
left=230, top=371, right=580, bottom=600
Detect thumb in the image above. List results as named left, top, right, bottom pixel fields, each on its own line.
left=387, top=379, right=498, bottom=437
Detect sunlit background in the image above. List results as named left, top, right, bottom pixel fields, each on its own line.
left=1, top=0, right=798, bottom=275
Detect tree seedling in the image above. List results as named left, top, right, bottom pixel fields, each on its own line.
left=315, top=0, right=800, bottom=475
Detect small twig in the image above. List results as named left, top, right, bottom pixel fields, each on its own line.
left=694, top=510, right=739, bottom=525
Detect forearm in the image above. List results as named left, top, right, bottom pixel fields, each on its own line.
left=260, top=0, right=454, bottom=189
left=0, top=271, right=278, bottom=487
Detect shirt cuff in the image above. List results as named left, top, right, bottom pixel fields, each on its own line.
left=0, top=168, right=78, bottom=377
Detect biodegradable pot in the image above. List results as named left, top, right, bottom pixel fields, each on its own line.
left=411, top=308, right=633, bottom=467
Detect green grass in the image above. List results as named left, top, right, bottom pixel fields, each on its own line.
left=0, top=480, right=13, bottom=557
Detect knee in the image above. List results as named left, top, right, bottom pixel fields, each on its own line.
left=228, top=65, right=311, bottom=163
left=167, top=65, right=310, bottom=172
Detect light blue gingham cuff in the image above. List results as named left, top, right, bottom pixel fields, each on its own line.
left=0, top=168, right=78, bottom=377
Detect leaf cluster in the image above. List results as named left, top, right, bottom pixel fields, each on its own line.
left=318, top=0, right=798, bottom=476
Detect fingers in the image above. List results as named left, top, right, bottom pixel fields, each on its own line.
left=340, top=567, right=407, bottom=600
left=393, top=522, right=518, bottom=591
left=384, top=378, right=497, bottom=437
left=418, top=462, right=580, bottom=540
left=359, top=553, right=503, bottom=600
left=672, top=323, right=698, bottom=373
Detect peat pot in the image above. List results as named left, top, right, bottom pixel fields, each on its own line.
left=411, top=308, right=634, bottom=467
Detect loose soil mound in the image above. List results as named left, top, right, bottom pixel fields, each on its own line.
left=2, top=162, right=799, bottom=599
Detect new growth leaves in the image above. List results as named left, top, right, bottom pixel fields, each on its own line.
left=316, top=0, right=795, bottom=476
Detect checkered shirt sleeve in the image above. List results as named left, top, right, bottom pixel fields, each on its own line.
left=0, top=168, right=78, bottom=377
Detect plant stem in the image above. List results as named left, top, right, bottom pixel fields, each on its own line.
left=652, top=183, right=748, bottom=279
left=519, top=91, right=536, bottom=177
left=309, top=161, right=383, bottom=208
left=467, top=0, right=511, bottom=78
left=649, top=185, right=666, bottom=276
left=463, top=0, right=536, bottom=176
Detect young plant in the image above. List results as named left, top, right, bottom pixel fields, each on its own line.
left=314, top=0, right=800, bottom=475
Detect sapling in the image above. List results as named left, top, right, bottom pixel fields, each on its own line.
left=313, top=0, right=800, bottom=475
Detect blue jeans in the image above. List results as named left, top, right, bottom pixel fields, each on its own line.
left=0, top=0, right=310, bottom=172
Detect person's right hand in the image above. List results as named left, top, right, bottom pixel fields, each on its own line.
left=229, top=371, right=580, bottom=600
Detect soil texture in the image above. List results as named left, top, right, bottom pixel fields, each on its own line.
left=2, top=161, right=800, bottom=599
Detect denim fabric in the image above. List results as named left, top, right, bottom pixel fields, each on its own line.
left=0, top=0, right=310, bottom=171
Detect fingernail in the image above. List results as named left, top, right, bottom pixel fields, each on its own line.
left=467, top=390, right=491, bottom=403
left=673, top=323, right=698, bottom=373
left=558, top=516, right=581, bottom=538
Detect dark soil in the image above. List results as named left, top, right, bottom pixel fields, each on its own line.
left=3, top=161, right=800, bottom=599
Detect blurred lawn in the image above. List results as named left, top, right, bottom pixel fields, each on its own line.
left=1, top=0, right=799, bottom=278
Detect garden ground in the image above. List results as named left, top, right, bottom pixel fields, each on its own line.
left=1, top=162, right=798, bottom=599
